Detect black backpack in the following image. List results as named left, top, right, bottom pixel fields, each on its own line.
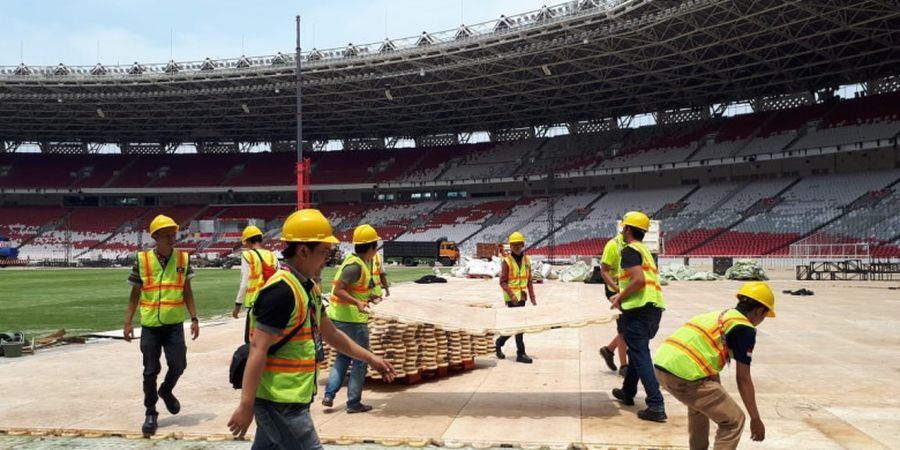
left=229, top=298, right=312, bottom=390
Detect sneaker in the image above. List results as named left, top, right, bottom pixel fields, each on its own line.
left=611, top=388, right=634, bottom=406
left=515, top=354, right=533, bottom=364
left=141, top=413, right=158, bottom=437
left=495, top=339, right=506, bottom=360
left=321, top=396, right=334, bottom=407
left=158, top=390, right=180, bottom=415
left=618, top=365, right=628, bottom=378
left=346, top=403, right=373, bottom=414
left=637, top=408, right=667, bottom=422
left=598, top=346, right=617, bottom=371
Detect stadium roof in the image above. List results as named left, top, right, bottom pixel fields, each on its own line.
left=1, top=0, right=899, bottom=146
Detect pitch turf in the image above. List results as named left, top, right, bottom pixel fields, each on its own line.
left=0, top=266, right=435, bottom=338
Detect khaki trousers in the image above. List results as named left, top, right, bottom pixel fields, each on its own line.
left=655, top=368, right=745, bottom=450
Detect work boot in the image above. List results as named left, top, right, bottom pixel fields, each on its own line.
left=346, top=403, right=373, bottom=414
left=158, top=389, right=180, bottom=415
left=611, top=388, right=635, bottom=406
left=516, top=354, right=533, bottom=364
left=142, top=413, right=158, bottom=437
left=637, top=408, right=668, bottom=423
left=321, top=396, right=334, bottom=408
left=495, top=339, right=505, bottom=360
left=599, top=346, right=617, bottom=371
left=618, top=365, right=628, bottom=378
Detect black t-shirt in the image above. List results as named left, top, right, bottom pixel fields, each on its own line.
left=620, top=247, right=642, bottom=269
left=726, top=324, right=756, bottom=365
left=512, top=254, right=523, bottom=266
left=253, top=278, right=315, bottom=335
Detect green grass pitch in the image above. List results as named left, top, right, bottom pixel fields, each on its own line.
left=0, top=266, right=435, bottom=338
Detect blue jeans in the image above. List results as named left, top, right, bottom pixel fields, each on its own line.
left=621, top=305, right=665, bottom=412
left=324, top=321, right=369, bottom=409
left=252, top=399, right=322, bottom=450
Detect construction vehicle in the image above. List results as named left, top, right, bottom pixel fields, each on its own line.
left=383, top=240, right=459, bottom=266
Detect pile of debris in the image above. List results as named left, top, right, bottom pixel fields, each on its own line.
left=0, top=329, right=85, bottom=357
left=726, top=259, right=769, bottom=280
left=450, top=256, right=501, bottom=278
left=449, top=256, right=558, bottom=281
left=659, top=264, right=720, bottom=281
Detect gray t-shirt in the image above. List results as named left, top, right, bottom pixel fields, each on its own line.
left=339, top=262, right=362, bottom=286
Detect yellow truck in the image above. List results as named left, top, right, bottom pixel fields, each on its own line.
left=383, top=240, right=459, bottom=266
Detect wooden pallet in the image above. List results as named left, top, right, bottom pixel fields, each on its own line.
left=465, top=274, right=493, bottom=279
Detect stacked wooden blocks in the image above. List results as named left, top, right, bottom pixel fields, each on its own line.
left=320, top=317, right=495, bottom=384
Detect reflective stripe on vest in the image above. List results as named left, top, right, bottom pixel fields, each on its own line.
left=654, top=309, right=755, bottom=381
left=137, top=250, right=188, bottom=327
left=242, top=249, right=278, bottom=309
left=250, top=270, right=320, bottom=403
left=617, top=242, right=665, bottom=311
left=371, top=253, right=384, bottom=297
left=503, top=255, right=530, bottom=303
left=327, top=254, right=372, bottom=323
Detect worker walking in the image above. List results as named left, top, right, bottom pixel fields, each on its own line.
left=598, top=225, right=628, bottom=377
left=654, top=282, right=775, bottom=450
left=233, top=225, right=280, bottom=319
left=123, top=214, right=200, bottom=437
left=371, top=248, right=390, bottom=299
left=495, top=231, right=536, bottom=364
left=608, top=211, right=667, bottom=422
left=322, top=224, right=381, bottom=412
left=228, top=210, right=395, bottom=448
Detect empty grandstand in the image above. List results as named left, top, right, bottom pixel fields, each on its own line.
left=1, top=0, right=899, bottom=266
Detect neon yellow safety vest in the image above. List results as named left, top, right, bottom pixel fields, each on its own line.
left=617, top=242, right=665, bottom=311
left=242, top=249, right=279, bottom=309
left=601, top=234, right=626, bottom=279
left=250, top=270, right=321, bottom=404
left=371, top=253, right=384, bottom=297
left=136, top=250, right=189, bottom=327
left=502, top=254, right=531, bottom=303
left=327, top=254, right=372, bottom=323
left=654, top=309, right=755, bottom=381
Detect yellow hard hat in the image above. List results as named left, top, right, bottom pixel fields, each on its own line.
left=352, top=224, right=381, bottom=244
left=736, top=282, right=776, bottom=317
left=508, top=231, right=526, bottom=244
left=622, top=211, right=651, bottom=232
left=281, top=209, right=339, bottom=244
left=242, top=225, right=264, bottom=242
left=149, top=214, right=179, bottom=236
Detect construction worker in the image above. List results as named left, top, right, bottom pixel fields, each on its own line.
left=227, top=210, right=395, bottom=447
left=322, top=224, right=381, bottom=412
left=371, top=247, right=390, bottom=298
left=232, top=225, right=279, bottom=319
left=608, top=211, right=667, bottom=422
left=495, top=231, right=536, bottom=364
left=123, top=214, right=200, bottom=437
left=598, top=224, right=628, bottom=377
left=654, top=282, right=774, bottom=450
